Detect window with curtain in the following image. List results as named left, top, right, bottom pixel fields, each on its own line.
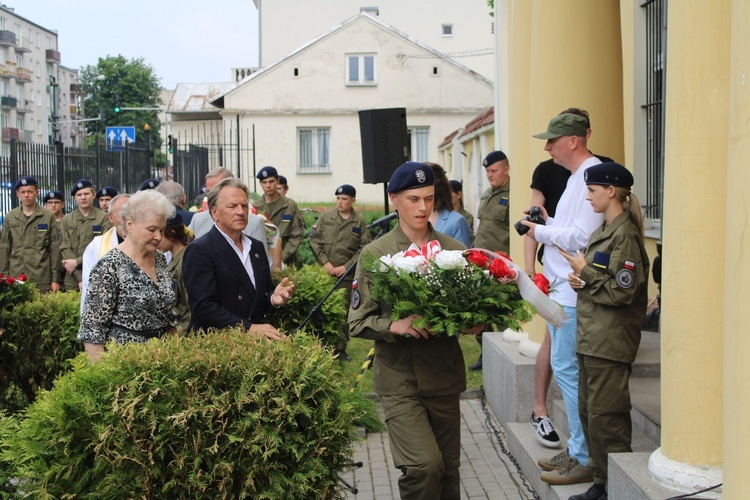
left=408, top=127, right=430, bottom=162
left=298, top=127, right=331, bottom=174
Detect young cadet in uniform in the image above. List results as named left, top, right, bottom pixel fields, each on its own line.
left=349, top=162, right=484, bottom=499
left=309, top=184, right=371, bottom=361
left=254, top=166, right=304, bottom=268
left=560, top=163, right=649, bottom=500
left=60, top=179, right=112, bottom=291
left=0, top=176, right=61, bottom=292
left=96, top=186, right=118, bottom=213
left=44, top=190, right=65, bottom=225
left=276, top=175, right=289, bottom=196
left=469, top=150, right=512, bottom=371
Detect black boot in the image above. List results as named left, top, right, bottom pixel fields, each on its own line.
left=568, top=483, right=606, bottom=500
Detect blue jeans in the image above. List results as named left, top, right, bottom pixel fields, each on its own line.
left=548, top=306, right=589, bottom=465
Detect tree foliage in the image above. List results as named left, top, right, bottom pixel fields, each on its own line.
left=79, top=55, right=163, bottom=148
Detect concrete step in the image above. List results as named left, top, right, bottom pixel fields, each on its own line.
left=609, top=452, right=686, bottom=499
left=632, top=331, right=661, bottom=378
left=504, top=420, right=660, bottom=500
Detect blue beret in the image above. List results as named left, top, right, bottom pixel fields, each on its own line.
left=278, top=175, right=288, bottom=186
left=14, top=176, right=38, bottom=190
left=166, top=212, right=184, bottom=227
left=140, top=179, right=160, bottom=191
left=449, top=180, right=462, bottom=192
left=335, top=184, right=356, bottom=197
left=96, top=186, right=118, bottom=198
left=256, top=166, right=279, bottom=180
left=71, top=179, right=94, bottom=196
left=584, top=162, right=634, bottom=188
left=483, top=151, right=508, bottom=168
left=387, top=162, right=435, bottom=193
left=43, top=190, right=65, bottom=203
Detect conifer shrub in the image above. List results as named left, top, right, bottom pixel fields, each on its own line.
left=0, top=330, right=371, bottom=498
left=0, top=290, right=81, bottom=412
left=271, top=265, right=347, bottom=344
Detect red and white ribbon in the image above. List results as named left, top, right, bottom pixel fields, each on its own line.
left=404, top=240, right=442, bottom=260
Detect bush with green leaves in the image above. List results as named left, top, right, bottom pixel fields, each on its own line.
left=0, top=330, right=379, bottom=498
left=0, top=290, right=81, bottom=412
left=271, top=265, right=347, bottom=345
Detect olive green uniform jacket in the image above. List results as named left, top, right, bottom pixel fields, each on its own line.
left=0, top=204, right=61, bottom=290
left=60, top=208, right=111, bottom=290
left=576, top=211, right=650, bottom=363
left=348, top=223, right=467, bottom=397
left=474, top=181, right=510, bottom=253
left=255, top=195, right=304, bottom=267
left=309, top=208, right=371, bottom=271
left=168, top=247, right=190, bottom=336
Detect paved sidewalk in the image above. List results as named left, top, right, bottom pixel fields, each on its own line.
left=340, top=395, right=538, bottom=499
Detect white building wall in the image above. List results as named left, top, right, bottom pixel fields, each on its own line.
left=257, top=0, right=495, bottom=80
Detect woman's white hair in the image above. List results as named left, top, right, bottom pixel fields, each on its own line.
left=120, top=189, right=175, bottom=224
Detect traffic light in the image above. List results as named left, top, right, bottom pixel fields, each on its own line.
left=113, top=94, right=121, bottom=113
left=168, top=134, right=173, bottom=154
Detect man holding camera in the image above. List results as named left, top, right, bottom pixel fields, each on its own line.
left=521, top=112, right=605, bottom=486
left=470, top=150, right=511, bottom=370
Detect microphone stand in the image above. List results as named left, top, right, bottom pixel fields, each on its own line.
left=291, top=215, right=396, bottom=336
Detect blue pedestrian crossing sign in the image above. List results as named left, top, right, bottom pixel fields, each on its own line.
left=105, top=126, right=136, bottom=151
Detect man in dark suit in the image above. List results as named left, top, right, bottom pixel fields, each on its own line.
left=182, top=177, right=295, bottom=338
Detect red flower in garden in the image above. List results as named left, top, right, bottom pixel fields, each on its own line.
left=489, top=258, right=514, bottom=280
left=532, top=273, right=550, bottom=295
left=5, top=276, right=15, bottom=285
left=465, top=250, right=490, bottom=269
left=17, top=274, right=27, bottom=282
left=496, top=251, right=513, bottom=262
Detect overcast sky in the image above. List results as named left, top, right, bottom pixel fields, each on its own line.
left=17, top=1, right=259, bottom=89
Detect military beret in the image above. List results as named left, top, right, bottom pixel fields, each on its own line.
left=449, top=180, right=462, bottom=192
left=335, top=184, right=356, bottom=197
left=139, top=179, right=160, bottom=191
left=482, top=151, right=508, bottom=168
left=256, top=166, right=279, bottom=180
left=43, top=190, right=65, bottom=203
left=584, top=162, right=634, bottom=188
left=71, top=179, right=94, bottom=196
left=278, top=175, right=288, bottom=186
left=14, top=176, right=38, bottom=190
left=96, top=186, right=118, bottom=199
left=166, top=212, right=184, bottom=227
left=387, top=162, right=435, bottom=193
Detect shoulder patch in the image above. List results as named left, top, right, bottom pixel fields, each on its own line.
left=37, top=223, right=49, bottom=232
left=92, top=225, right=103, bottom=235
left=281, top=214, right=292, bottom=223
left=499, top=197, right=509, bottom=206
left=309, top=224, right=317, bottom=237
left=351, top=289, right=361, bottom=309
left=616, top=268, right=635, bottom=289
left=352, top=226, right=361, bottom=235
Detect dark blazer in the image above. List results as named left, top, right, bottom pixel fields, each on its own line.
left=183, top=225, right=276, bottom=332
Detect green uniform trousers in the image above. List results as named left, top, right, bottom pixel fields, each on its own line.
left=577, top=353, right=633, bottom=487
left=380, top=393, right=461, bottom=500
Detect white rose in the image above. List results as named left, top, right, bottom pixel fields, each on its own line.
left=434, top=250, right=467, bottom=270
left=378, top=254, right=394, bottom=271
left=391, top=254, right=426, bottom=274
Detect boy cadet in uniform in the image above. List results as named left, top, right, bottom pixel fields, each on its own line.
left=469, top=150, right=512, bottom=370
left=254, top=166, right=304, bottom=268
left=0, top=176, right=61, bottom=292
left=44, top=190, right=65, bottom=226
left=96, top=186, right=118, bottom=213
left=276, top=175, right=289, bottom=196
left=349, top=162, right=484, bottom=499
left=60, top=179, right=112, bottom=291
left=309, top=184, right=371, bottom=361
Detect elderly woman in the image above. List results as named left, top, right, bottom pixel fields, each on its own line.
left=158, top=212, right=195, bottom=336
left=78, top=190, right=177, bottom=363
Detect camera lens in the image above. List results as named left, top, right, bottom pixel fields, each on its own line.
left=514, top=219, right=530, bottom=236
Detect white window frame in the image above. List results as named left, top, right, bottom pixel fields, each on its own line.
left=346, top=54, right=377, bottom=86
left=297, top=127, right=331, bottom=174
left=408, top=126, right=430, bottom=162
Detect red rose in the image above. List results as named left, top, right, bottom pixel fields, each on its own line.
left=5, top=277, right=14, bottom=285
left=465, top=250, right=490, bottom=269
left=496, top=251, right=513, bottom=262
left=17, top=274, right=27, bottom=282
left=489, top=258, right=513, bottom=280
left=533, top=273, right=550, bottom=295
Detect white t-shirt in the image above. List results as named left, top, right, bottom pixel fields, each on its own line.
left=535, top=156, right=604, bottom=307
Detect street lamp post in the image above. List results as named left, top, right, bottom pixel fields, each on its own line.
left=144, top=123, right=152, bottom=175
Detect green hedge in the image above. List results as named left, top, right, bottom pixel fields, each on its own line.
left=1, top=330, right=376, bottom=498
left=0, top=291, right=81, bottom=412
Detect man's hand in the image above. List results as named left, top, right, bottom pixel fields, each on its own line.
left=332, top=265, right=347, bottom=277
left=49, top=282, right=61, bottom=292
left=390, top=314, right=433, bottom=339
left=62, top=259, right=77, bottom=274
left=519, top=220, right=539, bottom=240
left=271, top=277, right=296, bottom=306
left=248, top=323, right=287, bottom=341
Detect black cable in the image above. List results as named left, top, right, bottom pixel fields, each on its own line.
left=478, top=387, right=540, bottom=499
left=664, top=482, right=722, bottom=499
